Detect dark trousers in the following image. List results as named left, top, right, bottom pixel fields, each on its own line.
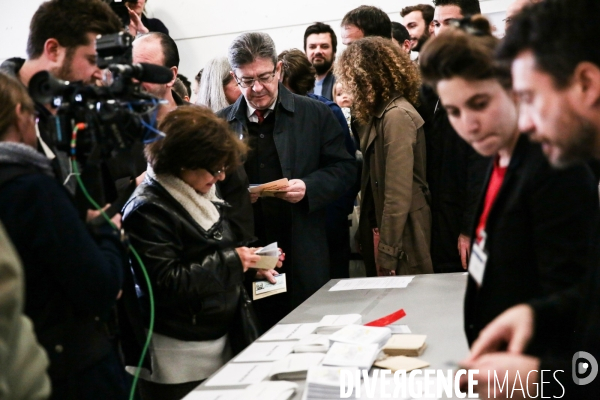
left=326, top=206, right=351, bottom=279
left=138, top=378, right=203, bottom=400
left=50, top=350, right=129, bottom=400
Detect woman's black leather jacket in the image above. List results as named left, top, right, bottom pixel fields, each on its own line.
left=122, top=177, right=244, bottom=341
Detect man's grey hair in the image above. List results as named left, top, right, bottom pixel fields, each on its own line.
left=196, top=56, right=234, bottom=112
left=228, top=32, right=277, bottom=70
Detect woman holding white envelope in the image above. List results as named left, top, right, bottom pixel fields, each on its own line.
left=121, top=107, right=282, bottom=400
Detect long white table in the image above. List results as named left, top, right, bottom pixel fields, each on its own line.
left=186, top=272, right=470, bottom=399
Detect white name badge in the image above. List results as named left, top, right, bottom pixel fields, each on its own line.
left=468, top=241, right=487, bottom=286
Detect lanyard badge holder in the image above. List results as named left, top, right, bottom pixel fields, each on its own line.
left=468, top=230, right=488, bottom=286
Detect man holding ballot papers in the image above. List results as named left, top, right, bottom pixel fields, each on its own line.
left=217, top=32, right=356, bottom=329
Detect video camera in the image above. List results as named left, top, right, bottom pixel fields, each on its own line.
left=28, top=31, right=173, bottom=162
left=106, top=0, right=132, bottom=30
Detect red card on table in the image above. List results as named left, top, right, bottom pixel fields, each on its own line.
left=364, top=308, right=406, bottom=327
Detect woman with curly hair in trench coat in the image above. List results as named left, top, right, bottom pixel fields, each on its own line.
left=335, top=37, right=433, bottom=277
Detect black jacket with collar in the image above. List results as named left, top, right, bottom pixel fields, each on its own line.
left=216, top=84, right=356, bottom=307
left=464, top=134, right=598, bottom=347
left=121, top=176, right=244, bottom=349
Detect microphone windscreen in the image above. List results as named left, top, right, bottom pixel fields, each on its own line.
left=135, top=63, right=174, bottom=84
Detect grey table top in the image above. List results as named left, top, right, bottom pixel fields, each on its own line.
left=189, top=272, right=470, bottom=399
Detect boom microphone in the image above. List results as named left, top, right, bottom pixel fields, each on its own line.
left=109, top=63, right=174, bottom=84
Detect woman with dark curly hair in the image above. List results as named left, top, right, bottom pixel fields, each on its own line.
left=335, top=37, right=433, bottom=277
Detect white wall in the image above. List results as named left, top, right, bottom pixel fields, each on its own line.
left=0, top=0, right=513, bottom=79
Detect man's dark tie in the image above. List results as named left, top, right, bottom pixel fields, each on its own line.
left=254, top=109, right=266, bottom=124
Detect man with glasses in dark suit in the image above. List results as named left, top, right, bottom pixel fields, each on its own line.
left=217, top=32, right=356, bottom=330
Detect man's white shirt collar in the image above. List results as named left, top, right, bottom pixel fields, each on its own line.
left=246, top=99, right=277, bottom=123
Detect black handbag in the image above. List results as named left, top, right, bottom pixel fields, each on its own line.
left=229, top=284, right=262, bottom=355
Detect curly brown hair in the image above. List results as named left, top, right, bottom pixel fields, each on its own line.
left=146, top=106, right=247, bottom=177
left=334, top=37, right=421, bottom=124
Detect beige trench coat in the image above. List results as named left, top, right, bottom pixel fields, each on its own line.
left=357, top=95, right=433, bottom=276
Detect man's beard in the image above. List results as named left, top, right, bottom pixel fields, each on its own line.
left=313, top=58, right=333, bottom=75
left=413, top=32, right=430, bottom=52
left=51, top=48, right=78, bottom=82
left=549, top=113, right=598, bottom=169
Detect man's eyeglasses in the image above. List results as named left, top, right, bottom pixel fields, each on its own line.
left=234, top=68, right=276, bottom=88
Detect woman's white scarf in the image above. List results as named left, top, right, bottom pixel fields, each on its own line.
left=146, top=166, right=224, bottom=231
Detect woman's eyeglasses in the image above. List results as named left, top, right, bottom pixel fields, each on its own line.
left=206, top=167, right=226, bottom=177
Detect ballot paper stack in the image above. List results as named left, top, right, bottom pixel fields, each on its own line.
left=292, top=334, right=330, bottom=353
left=302, top=366, right=359, bottom=400
left=382, top=334, right=427, bottom=357
left=242, top=381, right=298, bottom=400
left=268, top=353, right=325, bottom=380
left=314, top=314, right=362, bottom=335
left=322, top=342, right=380, bottom=370
left=254, top=242, right=281, bottom=270
left=329, top=324, right=392, bottom=349
left=249, top=178, right=289, bottom=197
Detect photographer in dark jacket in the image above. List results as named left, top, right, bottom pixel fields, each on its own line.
left=0, top=0, right=126, bottom=222
left=0, top=73, right=128, bottom=399
left=122, top=106, right=281, bottom=400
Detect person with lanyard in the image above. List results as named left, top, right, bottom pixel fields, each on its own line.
left=419, top=15, right=599, bottom=348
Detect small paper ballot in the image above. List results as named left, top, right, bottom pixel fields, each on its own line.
left=329, top=324, right=392, bottom=348
left=259, top=323, right=318, bottom=341
left=306, top=365, right=360, bottom=387
left=205, top=363, right=272, bottom=386
left=293, top=334, right=331, bottom=353
left=241, top=381, right=298, bottom=400
left=249, top=178, right=289, bottom=197
left=303, top=366, right=360, bottom=400
left=322, top=342, right=380, bottom=370
left=254, top=242, right=280, bottom=270
left=252, top=273, right=287, bottom=300
left=388, top=323, right=411, bottom=334
left=382, top=334, right=427, bottom=357
left=232, top=341, right=295, bottom=363
left=182, top=390, right=243, bottom=400
left=315, top=314, right=362, bottom=335
left=374, top=355, right=430, bottom=373
left=268, top=353, right=325, bottom=380
left=329, top=276, right=414, bottom=291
